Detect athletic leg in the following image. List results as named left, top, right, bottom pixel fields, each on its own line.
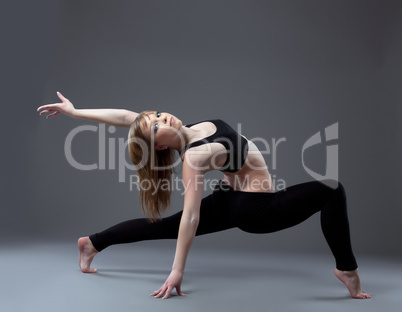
left=88, top=192, right=233, bottom=252
left=235, top=180, right=357, bottom=270
left=232, top=179, right=370, bottom=298
left=79, top=192, right=234, bottom=272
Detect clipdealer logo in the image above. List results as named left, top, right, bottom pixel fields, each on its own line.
left=301, top=122, right=339, bottom=189
left=64, top=124, right=136, bottom=182
left=63, top=122, right=340, bottom=190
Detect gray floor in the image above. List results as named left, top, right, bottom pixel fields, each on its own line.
left=1, top=239, right=401, bottom=312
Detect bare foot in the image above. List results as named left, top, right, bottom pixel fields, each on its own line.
left=334, top=268, right=371, bottom=299
left=78, top=237, right=98, bottom=273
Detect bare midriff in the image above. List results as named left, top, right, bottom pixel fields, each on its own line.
left=221, top=137, right=275, bottom=193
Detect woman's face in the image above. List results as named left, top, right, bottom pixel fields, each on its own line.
left=141, top=111, right=182, bottom=150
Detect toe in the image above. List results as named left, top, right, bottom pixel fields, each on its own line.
left=354, top=291, right=371, bottom=299
left=81, top=267, right=97, bottom=273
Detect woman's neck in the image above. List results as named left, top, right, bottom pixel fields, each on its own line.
left=170, top=124, right=201, bottom=153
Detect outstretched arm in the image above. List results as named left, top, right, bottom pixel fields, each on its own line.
left=152, top=162, right=205, bottom=299
left=37, top=92, right=139, bottom=127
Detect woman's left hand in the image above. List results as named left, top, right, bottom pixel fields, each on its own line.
left=151, top=269, right=187, bottom=299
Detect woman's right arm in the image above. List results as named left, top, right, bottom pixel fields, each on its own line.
left=37, top=92, right=139, bottom=127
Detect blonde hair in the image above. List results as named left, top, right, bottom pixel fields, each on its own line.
left=128, top=111, right=176, bottom=222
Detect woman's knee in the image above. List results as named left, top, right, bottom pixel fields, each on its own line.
left=319, top=179, right=346, bottom=201
left=329, top=180, right=346, bottom=201
left=336, top=180, right=347, bottom=201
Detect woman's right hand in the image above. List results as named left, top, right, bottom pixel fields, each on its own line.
left=37, top=91, right=76, bottom=119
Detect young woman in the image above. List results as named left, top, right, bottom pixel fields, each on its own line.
left=37, top=92, right=371, bottom=299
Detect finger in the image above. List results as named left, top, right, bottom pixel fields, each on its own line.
left=37, top=105, right=50, bottom=112
left=57, top=91, right=68, bottom=102
left=155, top=287, right=167, bottom=298
left=39, top=108, right=59, bottom=116
left=163, top=286, right=174, bottom=299
left=37, top=105, right=48, bottom=112
left=155, top=289, right=165, bottom=298
left=37, top=104, right=60, bottom=112
left=39, top=109, right=51, bottom=115
left=176, top=286, right=186, bottom=296
left=150, top=287, right=162, bottom=296
left=46, top=111, right=60, bottom=119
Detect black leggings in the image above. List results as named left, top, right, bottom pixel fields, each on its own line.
left=89, top=179, right=358, bottom=271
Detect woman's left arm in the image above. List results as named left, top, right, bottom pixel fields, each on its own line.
left=151, top=164, right=205, bottom=299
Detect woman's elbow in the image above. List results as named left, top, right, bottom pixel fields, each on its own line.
left=190, top=216, right=199, bottom=225
left=182, top=214, right=200, bottom=226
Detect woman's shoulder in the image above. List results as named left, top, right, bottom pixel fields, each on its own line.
left=184, top=118, right=226, bottom=128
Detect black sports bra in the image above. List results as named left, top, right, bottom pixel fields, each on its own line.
left=180, top=119, right=249, bottom=173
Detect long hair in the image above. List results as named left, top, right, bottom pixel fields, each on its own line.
left=128, top=111, right=176, bottom=222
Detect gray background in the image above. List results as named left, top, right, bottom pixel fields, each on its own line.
left=2, top=0, right=401, bottom=260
